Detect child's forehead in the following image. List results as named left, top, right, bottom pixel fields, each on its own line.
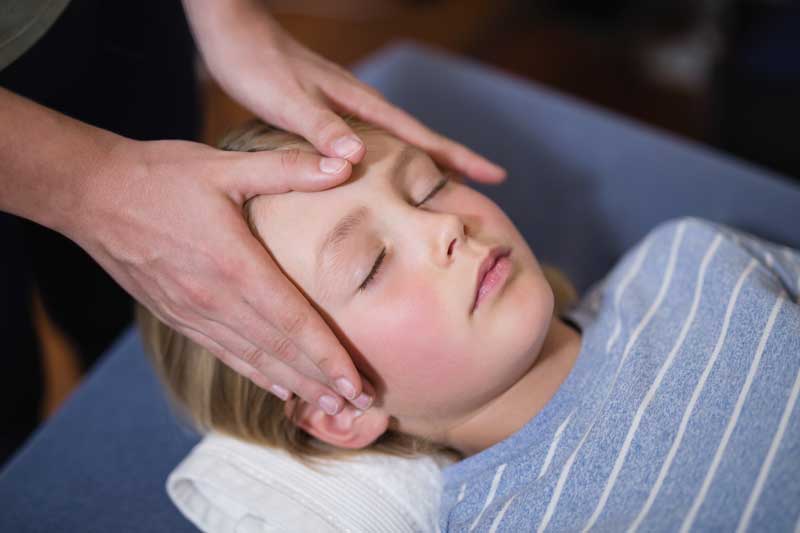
left=249, top=132, right=425, bottom=235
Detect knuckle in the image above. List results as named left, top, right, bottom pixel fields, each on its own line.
left=280, top=310, right=308, bottom=338
left=184, top=283, right=217, bottom=313
left=216, top=255, right=244, bottom=283
left=240, top=346, right=265, bottom=368
left=279, top=148, right=302, bottom=171
left=312, top=111, right=345, bottom=142
left=269, top=334, right=298, bottom=364
left=313, top=354, right=334, bottom=376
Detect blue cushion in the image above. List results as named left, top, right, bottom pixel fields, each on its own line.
left=2, top=42, right=798, bottom=532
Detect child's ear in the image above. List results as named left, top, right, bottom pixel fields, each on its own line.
left=286, top=400, right=389, bottom=450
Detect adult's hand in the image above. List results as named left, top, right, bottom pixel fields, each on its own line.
left=182, top=0, right=507, bottom=183
left=92, top=140, right=376, bottom=415
left=0, top=88, right=368, bottom=416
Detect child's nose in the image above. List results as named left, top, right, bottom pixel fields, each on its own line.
left=437, top=213, right=466, bottom=265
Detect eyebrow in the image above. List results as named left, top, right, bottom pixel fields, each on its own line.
left=315, top=145, right=417, bottom=284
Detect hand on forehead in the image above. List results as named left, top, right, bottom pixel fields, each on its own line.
left=246, top=130, right=447, bottom=293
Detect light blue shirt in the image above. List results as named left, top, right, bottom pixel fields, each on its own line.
left=440, top=217, right=800, bottom=532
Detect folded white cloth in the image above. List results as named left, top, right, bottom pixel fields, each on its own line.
left=166, top=433, right=452, bottom=532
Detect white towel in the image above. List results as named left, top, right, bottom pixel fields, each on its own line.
left=166, top=433, right=451, bottom=532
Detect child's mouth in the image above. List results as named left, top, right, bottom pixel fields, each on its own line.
left=471, top=247, right=512, bottom=313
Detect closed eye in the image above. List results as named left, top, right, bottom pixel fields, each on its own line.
left=414, top=176, right=449, bottom=207
left=358, top=247, right=385, bottom=291
left=358, top=177, right=449, bottom=291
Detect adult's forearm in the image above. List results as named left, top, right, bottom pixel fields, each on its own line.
left=181, top=0, right=280, bottom=76
left=0, top=87, right=131, bottom=237
left=182, top=0, right=274, bottom=35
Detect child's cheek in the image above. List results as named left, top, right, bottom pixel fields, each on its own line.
left=348, top=278, right=468, bottom=408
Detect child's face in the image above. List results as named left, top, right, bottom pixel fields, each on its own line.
left=249, top=130, right=554, bottom=441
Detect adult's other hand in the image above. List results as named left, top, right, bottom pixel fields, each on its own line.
left=182, top=0, right=507, bottom=184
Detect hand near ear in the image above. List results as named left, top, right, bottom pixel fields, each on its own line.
left=288, top=399, right=389, bottom=450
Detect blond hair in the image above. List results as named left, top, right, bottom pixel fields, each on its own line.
left=137, top=118, right=576, bottom=464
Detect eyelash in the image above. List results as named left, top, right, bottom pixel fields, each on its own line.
left=358, top=177, right=449, bottom=291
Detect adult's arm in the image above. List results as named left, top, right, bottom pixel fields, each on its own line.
left=181, top=0, right=507, bottom=183
left=0, top=86, right=371, bottom=415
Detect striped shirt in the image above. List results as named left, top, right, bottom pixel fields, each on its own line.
left=439, top=217, right=800, bottom=532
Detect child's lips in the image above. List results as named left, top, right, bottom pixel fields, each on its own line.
left=471, top=246, right=512, bottom=313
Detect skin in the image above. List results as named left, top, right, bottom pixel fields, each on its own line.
left=248, top=130, right=583, bottom=456
left=0, top=0, right=507, bottom=418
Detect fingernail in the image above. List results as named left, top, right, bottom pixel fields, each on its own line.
left=335, top=377, right=357, bottom=399
left=319, top=395, right=340, bottom=415
left=320, top=157, right=347, bottom=174
left=352, top=392, right=372, bottom=410
left=353, top=409, right=364, bottom=419
left=270, top=384, right=290, bottom=401
left=333, top=136, right=363, bottom=159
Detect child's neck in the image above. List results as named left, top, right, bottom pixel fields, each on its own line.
left=443, top=317, right=582, bottom=457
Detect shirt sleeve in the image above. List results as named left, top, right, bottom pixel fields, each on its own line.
left=709, top=221, right=800, bottom=301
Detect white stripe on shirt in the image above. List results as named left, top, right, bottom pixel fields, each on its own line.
left=469, top=464, right=506, bottom=531
left=736, top=360, right=800, bottom=533
left=627, top=258, right=758, bottom=533
left=618, top=222, right=686, bottom=369
left=537, top=222, right=686, bottom=533
left=680, top=291, right=786, bottom=533
left=581, top=234, right=722, bottom=532
left=607, top=240, right=652, bottom=354
left=538, top=412, right=574, bottom=480
left=488, top=495, right=517, bottom=533
left=457, top=483, right=466, bottom=503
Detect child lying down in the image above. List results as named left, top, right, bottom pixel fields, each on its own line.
left=139, top=118, right=800, bottom=532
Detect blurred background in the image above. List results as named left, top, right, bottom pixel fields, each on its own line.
left=4, top=0, right=799, bottom=466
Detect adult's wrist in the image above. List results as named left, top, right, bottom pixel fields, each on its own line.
left=54, top=134, right=143, bottom=248
left=0, top=87, right=136, bottom=241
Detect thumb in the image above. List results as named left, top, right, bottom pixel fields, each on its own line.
left=221, top=147, right=353, bottom=200
left=284, top=95, right=366, bottom=164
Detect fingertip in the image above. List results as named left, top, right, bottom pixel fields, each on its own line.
left=293, top=157, right=351, bottom=192
left=270, top=384, right=292, bottom=401
left=319, top=157, right=351, bottom=177
left=319, top=394, right=344, bottom=416
left=333, top=370, right=374, bottom=410
left=310, top=158, right=351, bottom=191
left=332, top=135, right=365, bottom=163
left=334, top=377, right=358, bottom=400
left=350, top=375, right=375, bottom=410
left=486, top=163, right=507, bottom=182
left=471, top=159, right=507, bottom=184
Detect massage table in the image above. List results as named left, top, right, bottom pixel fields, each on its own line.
left=2, top=42, right=798, bottom=532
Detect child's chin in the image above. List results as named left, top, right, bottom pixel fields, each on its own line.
left=490, top=273, right=553, bottom=351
